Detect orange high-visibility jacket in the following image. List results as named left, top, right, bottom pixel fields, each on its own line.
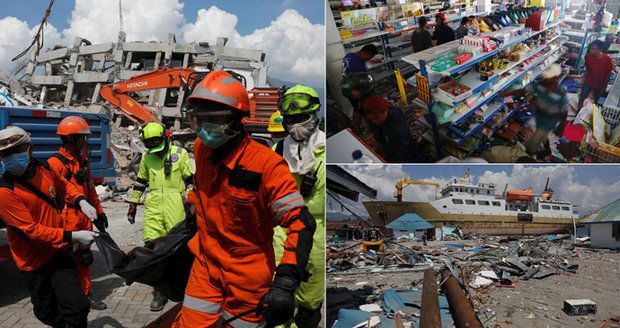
left=48, top=148, right=103, bottom=231
left=190, top=135, right=312, bottom=268
left=0, top=160, right=86, bottom=271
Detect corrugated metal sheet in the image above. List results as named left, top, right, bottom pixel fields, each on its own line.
left=386, top=213, right=433, bottom=231
left=581, top=199, right=620, bottom=224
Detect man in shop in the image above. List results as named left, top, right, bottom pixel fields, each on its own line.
left=362, top=95, right=419, bottom=162
left=411, top=16, right=432, bottom=53
left=0, top=126, right=99, bottom=327
left=342, top=44, right=378, bottom=76
left=502, top=64, right=569, bottom=157
left=432, top=13, right=455, bottom=46
left=172, top=71, right=316, bottom=327
left=272, top=85, right=325, bottom=328
left=127, top=121, right=195, bottom=311
left=48, top=116, right=108, bottom=311
left=455, top=17, right=470, bottom=39
left=578, top=40, right=615, bottom=109
left=340, top=72, right=376, bottom=132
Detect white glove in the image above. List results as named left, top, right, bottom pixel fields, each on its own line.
left=79, top=199, right=97, bottom=222
left=71, top=230, right=98, bottom=247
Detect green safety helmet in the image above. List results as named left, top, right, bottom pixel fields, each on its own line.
left=278, top=84, right=321, bottom=116
left=140, top=122, right=167, bottom=153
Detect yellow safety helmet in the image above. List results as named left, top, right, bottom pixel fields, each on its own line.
left=267, top=111, right=285, bottom=133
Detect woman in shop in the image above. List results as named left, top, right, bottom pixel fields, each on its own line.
left=502, top=64, right=569, bottom=157
left=578, top=40, right=615, bottom=109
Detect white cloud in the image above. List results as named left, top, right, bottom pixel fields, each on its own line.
left=182, top=6, right=240, bottom=46
left=181, top=7, right=325, bottom=86
left=62, top=0, right=185, bottom=43
left=335, top=165, right=620, bottom=217
left=0, top=17, right=63, bottom=74
left=0, top=17, right=32, bottom=73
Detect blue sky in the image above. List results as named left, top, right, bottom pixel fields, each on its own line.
left=4, top=0, right=323, bottom=35
left=331, top=165, right=620, bottom=216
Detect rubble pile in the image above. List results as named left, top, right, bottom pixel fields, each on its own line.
left=327, top=235, right=610, bottom=327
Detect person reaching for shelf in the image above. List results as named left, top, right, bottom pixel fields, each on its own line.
left=502, top=64, right=569, bottom=157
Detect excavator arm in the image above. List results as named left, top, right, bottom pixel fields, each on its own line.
left=100, top=67, right=195, bottom=125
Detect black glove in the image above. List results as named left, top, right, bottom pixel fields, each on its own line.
left=94, top=213, right=108, bottom=233
left=127, top=203, right=137, bottom=224
left=256, top=265, right=300, bottom=327
left=184, top=204, right=197, bottom=232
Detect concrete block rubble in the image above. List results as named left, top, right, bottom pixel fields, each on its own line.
left=326, top=234, right=616, bottom=327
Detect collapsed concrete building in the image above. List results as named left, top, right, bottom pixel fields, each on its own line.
left=8, top=31, right=272, bottom=124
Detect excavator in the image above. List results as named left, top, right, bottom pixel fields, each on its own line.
left=99, top=67, right=282, bottom=132
left=394, top=178, right=441, bottom=202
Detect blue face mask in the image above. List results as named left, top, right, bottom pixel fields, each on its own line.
left=197, top=123, right=237, bottom=149
left=1, top=151, right=30, bottom=176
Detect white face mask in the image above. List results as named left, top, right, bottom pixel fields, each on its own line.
left=285, top=114, right=318, bottom=142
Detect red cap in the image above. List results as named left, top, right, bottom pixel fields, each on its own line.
left=436, top=13, right=447, bottom=22
left=363, top=96, right=391, bottom=114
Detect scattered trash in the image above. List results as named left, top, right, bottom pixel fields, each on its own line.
left=563, top=299, right=597, bottom=316
left=95, top=185, right=113, bottom=202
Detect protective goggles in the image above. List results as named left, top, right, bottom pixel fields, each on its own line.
left=143, top=136, right=164, bottom=149
left=278, top=93, right=320, bottom=114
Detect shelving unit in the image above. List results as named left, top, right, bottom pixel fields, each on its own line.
left=400, top=10, right=569, bottom=158
left=335, top=1, right=483, bottom=83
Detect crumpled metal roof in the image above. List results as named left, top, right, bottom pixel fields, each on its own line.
left=581, top=199, right=620, bottom=224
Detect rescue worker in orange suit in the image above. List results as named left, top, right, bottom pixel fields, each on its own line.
left=48, top=116, right=108, bottom=310
left=0, top=126, right=100, bottom=328
left=172, top=71, right=317, bottom=328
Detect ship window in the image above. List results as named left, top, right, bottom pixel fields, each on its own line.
left=478, top=200, right=490, bottom=206
left=487, top=190, right=490, bottom=195
left=476, top=189, right=480, bottom=193
left=552, top=206, right=560, bottom=210
left=541, top=205, right=551, bottom=209
left=492, top=201, right=501, bottom=206
left=561, top=206, right=570, bottom=211
left=465, top=199, right=475, bottom=205
left=452, top=199, right=463, bottom=204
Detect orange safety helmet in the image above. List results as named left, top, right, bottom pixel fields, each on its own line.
left=186, top=70, right=250, bottom=114
left=57, top=116, right=92, bottom=136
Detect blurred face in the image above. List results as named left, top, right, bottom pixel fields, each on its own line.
left=540, top=76, right=560, bottom=90
left=589, top=44, right=601, bottom=57
left=365, top=108, right=389, bottom=126
left=0, top=142, right=30, bottom=159
left=72, top=135, right=87, bottom=153
left=358, top=51, right=374, bottom=62
left=351, top=89, right=363, bottom=100
left=188, top=101, right=237, bottom=133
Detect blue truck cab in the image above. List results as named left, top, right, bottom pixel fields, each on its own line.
left=0, top=107, right=116, bottom=182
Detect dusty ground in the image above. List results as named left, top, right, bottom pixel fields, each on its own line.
left=327, top=239, right=620, bottom=328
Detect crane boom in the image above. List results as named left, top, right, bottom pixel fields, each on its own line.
left=394, top=178, right=440, bottom=202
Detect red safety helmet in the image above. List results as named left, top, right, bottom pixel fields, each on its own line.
left=187, top=71, right=250, bottom=114
left=436, top=13, right=447, bottom=23
left=57, top=116, right=91, bottom=136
